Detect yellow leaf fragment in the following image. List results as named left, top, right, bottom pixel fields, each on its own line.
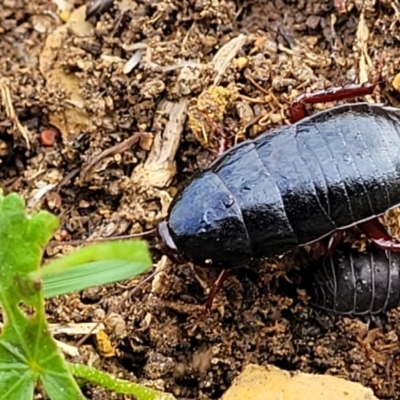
left=187, top=86, right=232, bottom=147
left=94, top=330, right=115, bottom=358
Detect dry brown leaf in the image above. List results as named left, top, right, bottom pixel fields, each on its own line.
left=39, top=5, right=93, bottom=137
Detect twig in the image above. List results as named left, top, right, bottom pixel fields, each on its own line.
left=0, top=81, right=31, bottom=149
left=0, top=321, right=105, bottom=357
left=82, top=131, right=152, bottom=175
left=244, top=69, right=270, bottom=96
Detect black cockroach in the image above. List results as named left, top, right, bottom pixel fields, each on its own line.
left=155, top=79, right=400, bottom=309
left=158, top=85, right=400, bottom=258
left=307, top=246, right=400, bottom=316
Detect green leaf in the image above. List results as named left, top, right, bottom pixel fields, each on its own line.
left=0, top=314, right=83, bottom=400
left=33, top=241, right=152, bottom=297
left=0, top=191, right=83, bottom=399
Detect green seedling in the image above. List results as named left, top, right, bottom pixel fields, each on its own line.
left=0, top=190, right=175, bottom=400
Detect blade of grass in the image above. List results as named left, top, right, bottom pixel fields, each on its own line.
left=31, top=241, right=152, bottom=298
left=39, top=241, right=151, bottom=275
left=69, top=363, right=176, bottom=400
left=41, top=259, right=151, bottom=298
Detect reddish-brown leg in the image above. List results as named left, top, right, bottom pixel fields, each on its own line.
left=207, top=130, right=233, bottom=157
left=358, top=219, right=400, bottom=252
left=217, top=134, right=232, bottom=155
left=289, top=53, right=384, bottom=123
left=327, top=230, right=347, bottom=253
left=311, top=229, right=347, bottom=257
left=199, top=109, right=234, bottom=156
left=204, top=269, right=230, bottom=313
left=290, top=81, right=380, bottom=123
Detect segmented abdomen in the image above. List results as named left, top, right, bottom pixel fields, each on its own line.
left=212, top=103, right=400, bottom=257
left=308, top=247, right=400, bottom=316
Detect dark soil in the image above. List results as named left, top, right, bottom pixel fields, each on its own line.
left=2, top=0, right=400, bottom=399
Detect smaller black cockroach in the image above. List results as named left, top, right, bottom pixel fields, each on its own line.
left=307, top=246, right=400, bottom=316
left=85, top=0, right=114, bottom=21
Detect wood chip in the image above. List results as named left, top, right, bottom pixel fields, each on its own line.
left=211, top=34, right=247, bottom=86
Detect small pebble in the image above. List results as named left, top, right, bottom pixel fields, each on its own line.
left=53, top=229, right=70, bottom=241
left=333, top=0, right=347, bottom=14
left=40, top=128, right=57, bottom=147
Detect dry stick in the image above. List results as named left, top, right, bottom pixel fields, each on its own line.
left=237, top=94, right=266, bottom=104
left=50, top=132, right=155, bottom=241
left=131, top=91, right=191, bottom=188
left=0, top=81, right=31, bottom=149
left=82, top=131, right=152, bottom=175
left=56, top=167, right=81, bottom=191
left=55, top=132, right=152, bottom=192
left=244, top=69, right=270, bottom=96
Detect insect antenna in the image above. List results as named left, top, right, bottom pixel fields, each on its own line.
left=49, top=227, right=158, bottom=246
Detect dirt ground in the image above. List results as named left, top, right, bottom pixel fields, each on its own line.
left=3, top=0, right=400, bottom=399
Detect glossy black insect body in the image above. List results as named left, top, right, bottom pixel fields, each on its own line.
left=158, top=103, right=400, bottom=269
left=308, top=247, right=400, bottom=316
